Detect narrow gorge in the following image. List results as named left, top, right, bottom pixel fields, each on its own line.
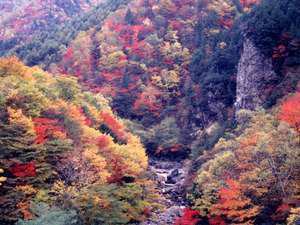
left=142, top=158, right=189, bottom=225
left=0, top=0, right=299, bottom=224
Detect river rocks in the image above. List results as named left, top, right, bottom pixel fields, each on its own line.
left=170, top=168, right=180, bottom=177
left=155, top=161, right=175, bottom=170
left=166, top=169, right=180, bottom=184
left=142, top=159, right=190, bottom=225
left=142, top=206, right=185, bottom=225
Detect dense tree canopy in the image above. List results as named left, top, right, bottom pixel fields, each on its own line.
left=0, top=0, right=299, bottom=224
left=189, top=109, right=300, bottom=224
left=0, top=57, right=158, bottom=224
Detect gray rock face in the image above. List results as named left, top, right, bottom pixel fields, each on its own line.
left=235, top=38, right=277, bottom=111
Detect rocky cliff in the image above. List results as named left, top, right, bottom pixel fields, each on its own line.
left=235, top=38, right=277, bottom=111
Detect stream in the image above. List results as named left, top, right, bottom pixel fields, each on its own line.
left=141, top=158, right=190, bottom=225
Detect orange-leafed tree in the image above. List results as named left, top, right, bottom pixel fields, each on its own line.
left=279, top=92, right=300, bottom=134
left=0, top=57, right=152, bottom=224
left=99, top=111, right=128, bottom=142
left=0, top=56, right=27, bottom=77
left=211, top=179, right=260, bottom=224
left=17, top=201, right=33, bottom=220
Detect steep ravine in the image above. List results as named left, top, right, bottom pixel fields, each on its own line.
left=142, top=37, right=282, bottom=224
left=142, top=158, right=190, bottom=225
left=142, top=34, right=288, bottom=224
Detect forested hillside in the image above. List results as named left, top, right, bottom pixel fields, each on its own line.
left=0, top=0, right=299, bottom=224
left=0, top=0, right=105, bottom=45
left=0, top=0, right=130, bottom=68
left=0, top=0, right=104, bottom=40
left=0, top=57, right=159, bottom=225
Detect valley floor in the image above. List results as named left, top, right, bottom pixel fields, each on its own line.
left=142, top=158, right=190, bottom=225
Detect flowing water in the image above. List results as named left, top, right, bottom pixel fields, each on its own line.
left=141, top=158, right=190, bottom=225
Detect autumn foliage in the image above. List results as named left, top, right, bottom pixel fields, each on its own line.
left=279, top=92, right=300, bottom=133
left=99, top=111, right=128, bottom=142
left=211, top=179, right=260, bottom=224
left=33, top=118, right=66, bottom=144
left=240, top=0, right=260, bottom=9
left=271, top=203, right=292, bottom=222
left=10, top=162, right=36, bottom=178
left=55, top=0, right=195, bottom=121
left=174, top=208, right=200, bottom=225
left=0, top=57, right=150, bottom=224
left=0, top=0, right=299, bottom=224
left=192, top=111, right=300, bottom=224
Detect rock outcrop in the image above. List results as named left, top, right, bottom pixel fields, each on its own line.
left=235, top=38, right=277, bottom=111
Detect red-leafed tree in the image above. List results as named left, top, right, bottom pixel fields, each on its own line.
left=272, top=44, right=287, bottom=59
left=271, top=203, right=291, bottom=222
left=278, top=92, right=300, bottom=134
left=240, top=0, right=259, bottom=9
left=208, top=215, right=226, bottom=225
left=58, top=31, right=93, bottom=80
left=174, top=208, right=201, bottom=225
left=218, top=17, right=234, bottom=29
left=97, top=134, right=111, bottom=149
left=33, top=118, right=66, bottom=144
left=10, top=162, right=36, bottom=177
left=107, top=154, right=127, bottom=183
left=100, top=111, right=128, bottom=142
left=211, top=179, right=260, bottom=224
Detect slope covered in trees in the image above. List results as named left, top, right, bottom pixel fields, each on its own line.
left=187, top=105, right=300, bottom=224
left=53, top=0, right=198, bottom=122
left=190, top=0, right=300, bottom=124
left=1, top=0, right=299, bottom=130
left=47, top=0, right=262, bottom=156
left=0, top=0, right=299, bottom=224
left=0, top=0, right=104, bottom=41
left=0, top=57, right=159, bottom=225
left=0, top=0, right=131, bottom=68
left=1, top=0, right=299, bottom=157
